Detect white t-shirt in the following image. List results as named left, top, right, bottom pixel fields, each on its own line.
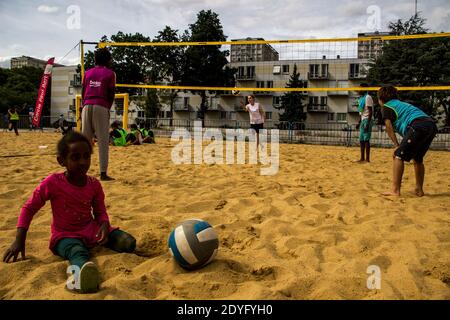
left=360, top=95, right=373, bottom=120
left=246, top=102, right=264, bottom=124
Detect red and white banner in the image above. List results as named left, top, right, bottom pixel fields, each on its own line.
left=32, top=57, right=54, bottom=127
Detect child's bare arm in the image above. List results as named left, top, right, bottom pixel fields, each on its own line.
left=3, top=228, right=27, bottom=263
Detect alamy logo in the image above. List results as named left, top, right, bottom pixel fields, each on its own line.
left=66, top=265, right=81, bottom=290
left=171, top=121, right=279, bottom=176
left=366, top=5, right=381, bottom=31
left=366, top=265, right=381, bottom=290
left=66, top=5, right=81, bottom=30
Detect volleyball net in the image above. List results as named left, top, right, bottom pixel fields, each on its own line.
left=74, top=33, right=450, bottom=149
left=91, top=32, right=450, bottom=93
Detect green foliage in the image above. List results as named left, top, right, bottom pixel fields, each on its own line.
left=0, top=66, right=47, bottom=115
left=367, top=14, right=450, bottom=125
left=144, top=89, right=161, bottom=118
left=277, top=65, right=307, bottom=122
left=180, top=10, right=236, bottom=119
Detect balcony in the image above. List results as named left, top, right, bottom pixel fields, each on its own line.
left=234, top=104, right=247, bottom=112
left=70, top=79, right=82, bottom=87
left=174, top=103, right=192, bottom=111
left=308, top=72, right=330, bottom=80
left=253, top=90, right=273, bottom=96
left=307, top=104, right=328, bottom=112
left=236, top=74, right=256, bottom=81
left=348, top=72, right=367, bottom=79
left=327, top=89, right=349, bottom=96
left=348, top=104, right=360, bottom=113
left=207, top=99, right=223, bottom=111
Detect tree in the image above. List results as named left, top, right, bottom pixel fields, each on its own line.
left=150, top=26, right=184, bottom=122
left=180, top=10, right=236, bottom=121
left=276, top=64, right=307, bottom=123
left=0, top=66, right=49, bottom=116
left=367, top=14, right=450, bottom=125
left=82, top=33, right=152, bottom=96
left=144, top=89, right=161, bottom=118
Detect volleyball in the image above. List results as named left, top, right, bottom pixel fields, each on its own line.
left=168, top=219, right=219, bottom=270
left=232, top=89, right=240, bottom=96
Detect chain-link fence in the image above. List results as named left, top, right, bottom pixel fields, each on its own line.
left=134, top=117, right=450, bottom=151
left=3, top=115, right=449, bottom=150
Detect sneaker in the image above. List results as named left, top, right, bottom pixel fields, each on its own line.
left=79, top=262, right=100, bottom=294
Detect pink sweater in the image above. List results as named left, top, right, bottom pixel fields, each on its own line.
left=17, top=173, right=117, bottom=253
left=82, top=66, right=116, bottom=109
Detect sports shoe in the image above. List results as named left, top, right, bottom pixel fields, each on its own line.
left=79, top=261, right=100, bottom=293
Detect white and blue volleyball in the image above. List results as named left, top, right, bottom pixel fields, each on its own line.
left=168, top=219, right=219, bottom=270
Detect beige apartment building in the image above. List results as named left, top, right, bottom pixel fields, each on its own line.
left=11, top=56, right=63, bottom=69
left=51, top=66, right=143, bottom=122
left=166, top=56, right=370, bottom=126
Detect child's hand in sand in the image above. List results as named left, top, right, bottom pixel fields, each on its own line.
left=96, top=222, right=110, bottom=245
left=3, top=239, right=25, bottom=263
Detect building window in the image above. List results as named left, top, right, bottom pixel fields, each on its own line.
left=320, top=96, right=328, bottom=106
left=266, top=81, right=273, bottom=88
left=328, top=113, right=335, bottom=121
left=310, top=64, right=320, bottom=77
left=238, top=66, right=245, bottom=78
left=273, top=65, right=281, bottom=74
left=309, top=96, right=319, bottom=106
left=273, top=96, right=280, bottom=106
left=321, top=64, right=328, bottom=77
left=282, top=65, right=290, bottom=74
left=166, top=111, right=173, bottom=118
left=337, top=113, right=347, bottom=122
left=183, top=97, right=189, bottom=107
left=350, top=63, right=360, bottom=76
left=137, top=111, right=145, bottom=118
left=256, top=81, right=265, bottom=88
left=246, top=66, right=255, bottom=77
left=220, top=111, right=227, bottom=119
left=266, top=112, right=272, bottom=120
left=229, top=111, right=236, bottom=120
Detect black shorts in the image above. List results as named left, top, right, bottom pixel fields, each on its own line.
left=250, top=123, right=264, bottom=134
left=394, top=118, right=437, bottom=163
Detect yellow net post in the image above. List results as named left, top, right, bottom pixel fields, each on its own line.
left=75, top=93, right=130, bottom=131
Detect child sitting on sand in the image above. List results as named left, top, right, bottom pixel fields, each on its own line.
left=378, top=85, right=438, bottom=197
left=140, top=122, right=155, bottom=144
left=2, top=132, right=136, bottom=293
left=126, top=123, right=144, bottom=145
left=109, top=121, right=127, bottom=146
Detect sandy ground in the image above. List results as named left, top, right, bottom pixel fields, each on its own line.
left=0, top=131, right=449, bottom=300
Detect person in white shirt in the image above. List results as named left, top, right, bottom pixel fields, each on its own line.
left=243, top=95, right=265, bottom=147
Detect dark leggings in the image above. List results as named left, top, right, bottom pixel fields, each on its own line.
left=54, top=230, right=136, bottom=268
left=9, top=120, right=18, bottom=135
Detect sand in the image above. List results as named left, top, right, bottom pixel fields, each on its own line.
left=0, top=131, right=449, bottom=300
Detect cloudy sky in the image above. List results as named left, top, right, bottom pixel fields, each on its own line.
left=1, top=0, right=449, bottom=67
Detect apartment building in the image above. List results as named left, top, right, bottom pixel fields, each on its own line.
left=11, top=55, right=63, bottom=69
left=51, top=66, right=81, bottom=119
left=230, top=38, right=279, bottom=63
left=51, top=66, right=143, bottom=122
left=357, top=31, right=392, bottom=60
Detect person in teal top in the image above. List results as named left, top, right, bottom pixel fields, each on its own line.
left=378, top=86, right=437, bottom=197
left=355, top=83, right=374, bottom=162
